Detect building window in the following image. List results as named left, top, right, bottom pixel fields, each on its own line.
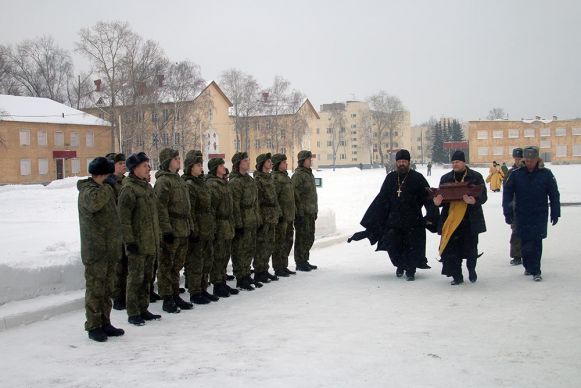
left=266, top=140, right=273, bottom=149
left=493, top=130, right=503, bottom=139
left=339, top=154, right=346, bottom=160
left=316, top=128, right=320, bottom=134
left=326, top=128, right=333, bottom=134
left=352, top=157, right=358, bottom=161
left=556, top=145, right=567, bottom=157
left=572, top=144, right=581, bottom=156
left=352, top=151, right=358, bottom=155
left=20, top=159, right=32, bottom=176
left=493, top=146, right=503, bottom=155
left=55, top=131, right=64, bottom=147
left=339, top=140, right=346, bottom=146
left=19, top=129, right=31, bottom=146
left=255, top=139, right=261, bottom=149
left=327, top=153, right=333, bottom=160
left=37, top=130, right=47, bottom=146
left=555, top=127, right=566, bottom=137
left=351, top=137, right=358, bottom=142
left=478, top=147, right=489, bottom=156
left=540, top=139, right=551, bottom=149
left=540, top=127, right=550, bottom=137
left=351, top=124, right=357, bottom=129
left=351, top=145, right=358, bottom=149
left=71, top=158, right=81, bottom=174
left=316, top=141, right=320, bottom=147
left=152, top=110, right=158, bottom=122
left=572, top=128, right=581, bottom=136
left=351, top=113, right=357, bottom=118
left=477, top=130, right=488, bottom=140
left=524, top=128, right=535, bottom=138
left=163, top=109, right=170, bottom=121
left=327, top=141, right=333, bottom=147
left=351, top=130, right=357, bottom=135
left=508, top=129, right=519, bottom=138
left=70, top=132, right=80, bottom=147
left=38, top=158, right=49, bottom=175
left=233, top=138, right=240, bottom=150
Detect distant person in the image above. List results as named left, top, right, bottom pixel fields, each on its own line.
left=503, top=146, right=560, bottom=282
left=501, top=162, right=509, bottom=178
left=411, top=161, right=417, bottom=170
left=486, top=161, right=504, bottom=192
left=504, top=148, right=525, bottom=266
left=427, top=161, right=432, bottom=176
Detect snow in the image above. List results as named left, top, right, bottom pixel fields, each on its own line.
left=0, top=164, right=580, bottom=387
left=0, top=94, right=110, bottom=126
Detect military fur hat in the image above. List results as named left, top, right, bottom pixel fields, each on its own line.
left=159, top=148, right=179, bottom=170
left=272, top=153, right=287, bottom=170
left=297, top=150, right=312, bottom=161
left=208, top=157, right=225, bottom=175
left=231, top=151, right=248, bottom=166
left=105, top=152, right=126, bottom=163
left=512, top=148, right=524, bottom=158
left=89, top=157, right=115, bottom=176
left=395, top=149, right=411, bottom=161
left=256, top=152, right=272, bottom=171
left=184, top=150, right=203, bottom=174
left=523, top=146, right=539, bottom=159
left=125, top=152, right=150, bottom=172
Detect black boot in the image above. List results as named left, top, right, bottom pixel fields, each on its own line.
left=237, top=276, right=255, bottom=291
left=88, top=327, right=108, bottom=342
left=307, top=262, right=318, bottom=270
left=468, top=269, right=477, bottom=283
left=405, top=271, right=415, bottom=281
left=226, top=274, right=235, bottom=281
left=162, top=297, right=180, bottom=313
left=102, top=323, right=125, bottom=337
left=128, top=315, right=146, bottom=326
left=250, top=275, right=264, bottom=288
left=396, top=268, right=404, bottom=278
left=213, top=282, right=230, bottom=298
left=202, top=290, right=220, bottom=302
left=254, top=272, right=270, bottom=284
left=149, top=291, right=161, bottom=303
left=451, top=276, right=464, bottom=286
left=510, top=257, right=522, bottom=265
left=275, top=269, right=290, bottom=278
left=141, top=310, right=161, bottom=321
left=225, top=284, right=239, bottom=295
left=285, top=268, right=296, bottom=275
left=113, top=299, right=126, bottom=310
left=266, top=271, right=279, bottom=281
left=190, top=292, right=211, bottom=305
left=174, top=295, right=194, bottom=310
left=296, top=262, right=312, bottom=272
left=179, top=287, right=186, bottom=294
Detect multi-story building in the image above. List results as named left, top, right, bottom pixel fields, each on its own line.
left=0, top=95, right=112, bottom=184
left=468, top=117, right=581, bottom=165
left=408, top=124, right=432, bottom=164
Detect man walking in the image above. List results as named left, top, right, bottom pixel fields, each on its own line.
left=504, top=148, right=525, bottom=266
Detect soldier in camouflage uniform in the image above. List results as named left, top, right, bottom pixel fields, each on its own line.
left=78, top=157, right=125, bottom=342
left=206, top=158, right=239, bottom=297
left=119, top=152, right=162, bottom=326
left=183, top=150, right=220, bottom=304
left=271, top=153, right=297, bottom=277
left=253, top=153, right=281, bottom=283
left=292, top=150, right=319, bottom=271
left=154, top=148, right=195, bottom=313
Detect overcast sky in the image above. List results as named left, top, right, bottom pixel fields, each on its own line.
left=1, top=0, right=580, bottom=124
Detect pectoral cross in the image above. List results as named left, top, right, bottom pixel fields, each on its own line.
left=397, top=188, right=402, bottom=197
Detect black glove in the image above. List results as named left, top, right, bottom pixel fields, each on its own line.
left=551, top=217, right=558, bottom=226
left=126, top=243, right=138, bottom=255
left=162, top=232, right=175, bottom=244
left=505, top=216, right=513, bottom=225
left=189, top=233, right=200, bottom=243
left=235, top=227, right=244, bottom=236
left=295, top=215, right=305, bottom=226
left=104, top=174, right=117, bottom=187
left=278, top=216, right=284, bottom=224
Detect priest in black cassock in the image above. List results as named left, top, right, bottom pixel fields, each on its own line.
left=348, top=149, right=439, bottom=280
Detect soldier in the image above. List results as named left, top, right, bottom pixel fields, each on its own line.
left=292, top=150, right=319, bottom=271
left=154, top=148, right=195, bottom=313
left=183, top=150, right=219, bottom=304
left=118, top=152, right=162, bottom=326
left=78, top=157, right=125, bottom=342
left=206, top=158, right=239, bottom=297
left=427, top=161, right=432, bottom=176
left=504, top=148, right=525, bottom=266
left=253, top=153, right=281, bottom=283
left=271, top=153, right=297, bottom=277
left=230, top=151, right=263, bottom=290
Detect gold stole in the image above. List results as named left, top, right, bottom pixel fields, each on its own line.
left=438, top=200, right=467, bottom=256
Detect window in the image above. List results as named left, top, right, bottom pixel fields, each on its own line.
left=316, top=128, right=320, bottom=134
left=351, top=145, right=358, bottom=149
left=524, top=128, right=535, bottom=138
left=339, top=154, right=346, bottom=160
left=493, top=130, right=503, bottom=139
left=326, top=128, right=333, bottom=134
left=163, top=109, right=170, bottom=121
left=478, top=147, right=489, bottom=156
left=352, top=151, right=358, bottom=155
left=55, top=131, right=64, bottom=146
left=351, top=130, right=357, bottom=135
left=233, top=139, right=240, bottom=150
left=316, top=141, right=321, bottom=147
left=327, top=141, right=333, bottom=147
left=540, top=127, right=550, bottom=137
left=572, top=128, right=581, bottom=136
left=255, top=139, right=261, bottom=149
left=327, top=153, right=334, bottom=160
left=70, top=132, right=80, bottom=147
left=417, top=137, right=422, bottom=142
left=37, top=130, right=48, bottom=146
left=351, top=113, right=357, bottom=118
left=493, top=146, right=503, bottom=155
left=152, top=110, right=158, bottom=122
left=339, top=140, right=346, bottom=146
left=351, top=124, right=357, bottom=129
left=19, top=129, right=31, bottom=146
left=540, top=139, right=551, bottom=149
left=556, top=145, right=567, bottom=157
left=508, top=129, right=519, bottom=138
left=573, top=144, right=581, bottom=156
left=20, top=159, right=31, bottom=176
left=477, top=130, right=488, bottom=140
left=38, top=159, right=49, bottom=175
left=555, top=127, right=566, bottom=137
left=351, top=137, right=358, bottom=142
left=86, top=158, right=94, bottom=172
left=71, top=158, right=81, bottom=174
left=352, top=157, right=358, bottom=161
left=174, top=133, right=181, bottom=145
left=266, top=140, right=273, bottom=149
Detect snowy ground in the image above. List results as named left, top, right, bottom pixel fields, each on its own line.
left=0, top=165, right=580, bottom=387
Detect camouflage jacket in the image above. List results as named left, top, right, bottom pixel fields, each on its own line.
left=110, top=173, right=125, bottom=201
left=77, top=178, right=123, bottom=265
left=292, top=166, right=318, bottom=217
left=206, top=173, right=235, bottom=240
left=118, top=174, right=161, bottom=256
left=154, top=170, right=194, bottom=238
left=272, top=169, right=295, bottom=223
left=253, top=170, right=281, bottom=224
left=183, top=174, right=215, bottom=241
left=229, top=171, right=262, bottom=229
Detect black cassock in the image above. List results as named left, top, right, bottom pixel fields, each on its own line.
left=348, top=169, right=439, bottom=272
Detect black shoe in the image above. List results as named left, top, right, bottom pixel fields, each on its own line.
left=128, top=315, right=146, bottom=326
left=406, top=271, right=415, bottom=281
left=266, top=271, right=279, bottom=281
left=162, top=297, right=180, bottom=313
left=149, top=291, right=161, bottom=303
left=468, top=269, right=477, bottom=283
left=174, top=295, right=194, bottom=310
left=451, top=276, right=464, bottom=286
left=88, top=327, right=108, bottom=342
left=179, top=287, right=186, bottom=294
left=225, top=284, right=239, bottom=295
left=307, top=262, right=318, bottom=270
left=296, top=263, right=312, bottom=272
left=141, top=310, right=161, bottom=321
left=396, top=268, right=404, bottom=278
left=226, top=274, right=235, bottom=281
left=417, top=262, right=431, bottom=269
left=113, top=299, right=126, bottom=310
left=250, top=276, right=264, bottom=288
left=190, top=293, right=211, bottom=305
left=254, top=272, right=271, bottom=284
left=285, top=268, right=296, bottom=275
left=510, top=257, right=522, bottom=265
left=237, top=277, right=255, bottom=291
left=213, top=282, right=230, bottom=298
left=524, top=270, right=532, bottom=276
left=533, top=274, right=543, bottom=282
left=102, top=323, right=125, bottom=337
left=202, top=290, right=220, bottom=302
left=275, top=269, right=290, bottom=278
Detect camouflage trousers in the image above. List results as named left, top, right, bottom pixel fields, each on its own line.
left=84, top=258, right=115, bottom=331
left=273, top=220, right=294, bottom=271
left=232, top=227, right=257, bottom=279
left=112, top=248, right=128, bottom=303
left=126, top=253, right=155, bottom=317
left=158, top=237, right=188, bottom=298
left=186, top=238, right=214, bottom=294
left=254, top=223, right=276, bottom=273
left=211, top=238, right=232, bottom=284
left=510, top=223, right=522, bottom=259
left=294, top=214, right=316, bottom=264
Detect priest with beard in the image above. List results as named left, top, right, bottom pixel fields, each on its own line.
left=348, top=149, right=439, bottom=281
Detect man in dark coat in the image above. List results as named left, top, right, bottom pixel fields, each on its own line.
left=348, top=149, right=438, bottom=280
left=502, top=146, right=560, bottom=281
left=504, top=148, right=525, bottom=266
left=433, top=150, right=487, bottom=285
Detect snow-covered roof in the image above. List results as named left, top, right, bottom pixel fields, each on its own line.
left=0, top=95, right=111, bottom=126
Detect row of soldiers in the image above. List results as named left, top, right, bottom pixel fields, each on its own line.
left=78, top=149, right=319, bottom=342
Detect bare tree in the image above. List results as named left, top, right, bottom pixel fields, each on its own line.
left=326, top=104, right=347, bottom=171
left=367, top=91, right=405, bottom=172
left=0, top=45, right=19, bottom=95
left=487, top=107, right=507, bottom=120
left=66, top=72, right=94, bottom=109
left=358, top=109, right=374, bottom=164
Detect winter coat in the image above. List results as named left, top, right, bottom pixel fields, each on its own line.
left=273, top=169, right=296, bottom=223
left=154, top=170, right=194, bottom=238
left=183, top=174, right=215, bottom=241
left=292, top=166, right=318, bottom=217
left=206, top=173, right=235, bottom=240
left=253, top=170, right=281, bottom=224
left=77, top=178, right=123, bottom=265
left=486, top=165, right=504, bottom=191
left=229, top=171, right=262, bottom=229
left=118, top=174, right=161, bottom=256
left=502, top=162, right=560, bottom=240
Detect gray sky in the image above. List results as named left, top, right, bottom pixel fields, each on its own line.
left=1, top=0, right=580, bottom=124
